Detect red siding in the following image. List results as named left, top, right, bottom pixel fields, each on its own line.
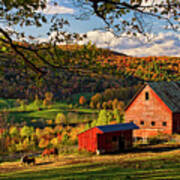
left=125, top=85, right=173, bottom=138
left=98, top=130, right=132, bottom=152
left=78, top=128, right=133, bottom=153
left=78, top=127, right=102, bottom=153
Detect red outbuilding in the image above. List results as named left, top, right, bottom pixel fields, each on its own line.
left=125, top=81, right=180, bottom=140
left=78, top=122, right=139, bottom=154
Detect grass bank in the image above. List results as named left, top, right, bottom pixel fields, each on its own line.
left=1, top=147, right=180, bottom=180
left=0, top=99, right=98, bottom=126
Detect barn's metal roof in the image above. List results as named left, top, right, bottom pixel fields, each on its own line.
left=148, top=81, right=180, bottom=112
left=97, top=122, right=139, bottom=133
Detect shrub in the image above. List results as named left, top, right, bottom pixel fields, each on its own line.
left=89, top=101, right=95, bottom=109
left=9, top=126, right=19, bottom=138
left=102, top=102, right=108, bottom=109
left=43, top=127, right=54, bottom=135
left=16, top=142, right=24, bottom=152
left=50, top=137, right=59, bottom=147
left=8, top=143, right=17, bottom=153
left=171, top=134, right=180, bottom=143
left=55, top=113, right=66, bottom=125
left=46, top=119, right=53, bottom=125
left=96, top=102, right=101, bottom=109
left=38, top=138, right=50, bottom=148
left=148, top=134, right=170, bottom=145
left=20, top=126, right=34, bottom=138
left=91, top=119, right=97, bottom=128
left=58, top=144, right=78, bottom=154
left=54, top=125, right=63, bottom=134
left=61, top=133, right=70, bottom=145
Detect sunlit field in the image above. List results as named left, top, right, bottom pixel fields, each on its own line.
left=1, top=146, right=180, bottom=180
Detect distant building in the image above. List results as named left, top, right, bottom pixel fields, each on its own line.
left=78, top=123, right=139, bottom=154
left=125, top=81, right=180, bottom=140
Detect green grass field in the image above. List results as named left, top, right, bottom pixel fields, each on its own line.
left=0, top=99, right=16, bottom=109
left=1, top=148, right=180, bottom=180
left=0, top=98, right=98, bottom=126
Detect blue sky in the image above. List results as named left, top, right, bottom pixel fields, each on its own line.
left=13, top=0, right=180, bottom=57
left=14, top=1, right=106, bottom=36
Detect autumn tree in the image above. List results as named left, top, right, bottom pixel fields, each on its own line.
left=55, top=113, right=67, bottom=125
left=103, top=89, right=114, bottom=101
left=20, top=126, right=34, bottom=139
left=34, top=94, right=41, bottom=108
left=0, top=1, right=89, bottom=77
left=102, top=102, right=108, bottom=109
left=79, top=96, right=86, bottom=105
left=113, top=109, right=124, bottom=123
left=43, top=92, right=53, bottom=108
left=112, top=99, right=119, bottom=110
left=94, top=109, right=113, bottom=126
left=9, top=126, right=19, bottom=138
left=89, top=101, right=95, bottom=109
left=0, top=111, right=10, bottom=152
left=117, top=101, right=125, bottom=112
left=90, top=93, right=102, bottom=108
left=0, top=0, right=179, bottom=76
left=39, top=138, right=50, bottom=149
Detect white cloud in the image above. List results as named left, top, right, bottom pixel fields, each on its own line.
left=141, top=0, right=164, bottom=6
left=79, top=30, right=180, bottom=57
left=38, top=29, right=180, bottom=57
left=39, top=0, right=74, bottom=15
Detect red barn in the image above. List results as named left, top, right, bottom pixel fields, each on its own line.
left=78, top=122, right=139, bottom=154
left=125, top=81, right=180, bottom=140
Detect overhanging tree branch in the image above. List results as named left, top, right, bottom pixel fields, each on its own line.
left=0, top=27, right=46, bottom=76
left=86, top=0, right=180, bottom=34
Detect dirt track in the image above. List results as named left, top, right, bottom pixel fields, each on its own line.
left=1, top=148, right=180, bottom=174
left=0, top=156, right=94, bottom=174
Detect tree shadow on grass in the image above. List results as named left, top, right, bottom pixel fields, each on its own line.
left=35, top=161, right=53, bottom=166
left=132, top=144, right=180, bottom=153
left=102, top=145, right=180, bottom=157
left=2, top=161, right=180, bottom=180
left=1, top=163, right=135, bottom=180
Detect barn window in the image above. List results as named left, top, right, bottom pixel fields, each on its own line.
left=112, top=136, right=117, bottom=142
left=162, top=122, right=167, bottom=126
left=151, top=121, right=155, bottom=126
left=145, top=92, right=149, bottom=100
left=140, top=121, right=144, bottom=125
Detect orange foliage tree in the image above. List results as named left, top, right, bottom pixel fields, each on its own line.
left=79, top=96, right=86, bottom=105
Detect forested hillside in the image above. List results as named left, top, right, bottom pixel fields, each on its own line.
left=0, top=44, right=179, bottom=101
